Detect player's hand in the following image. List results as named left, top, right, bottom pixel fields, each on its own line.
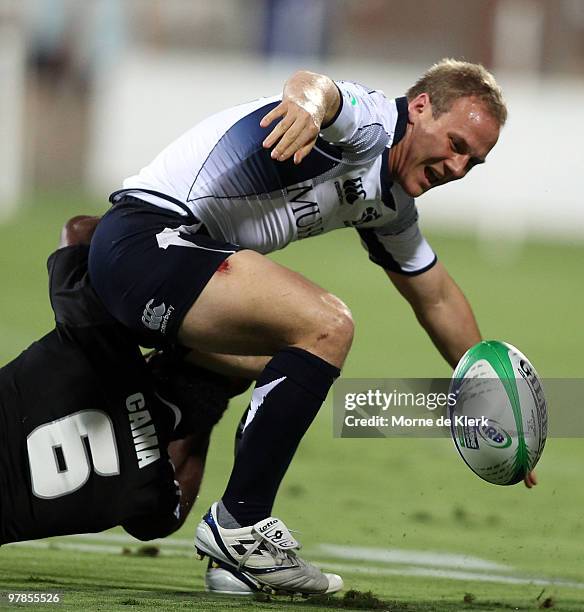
left=260, top=99, right=322, bottom=166
left=59, top=215, right=101, bottom=248
left=524, top=470, right=538, bottom=489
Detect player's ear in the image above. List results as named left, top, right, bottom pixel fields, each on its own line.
left=407, top=93, right=430, bottom=124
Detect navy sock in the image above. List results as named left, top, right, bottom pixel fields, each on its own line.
left=220, top=347, right=340, bottom=527
left=233, top=405, right=249, bottom=457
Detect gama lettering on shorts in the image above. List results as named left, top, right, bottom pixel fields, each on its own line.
left=141, top=299, right=174, bottom=335
left=125, top=392, right=161, bottom=468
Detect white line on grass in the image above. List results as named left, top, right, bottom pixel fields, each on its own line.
left=66, top=532, right=194, bottom=548
left=10, top=540, right=131, bottom=555
left=7, top=537, right=584, bottom=591
left=318, top=561, right=584, bottom=590
left=315, top=544, right=510, bottom=572
left=8, top=540, right=192, bottom=557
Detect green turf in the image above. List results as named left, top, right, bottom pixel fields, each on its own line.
left=1, top=192, right=583, bottom=611
left=0, top=545, right=581, bottom=611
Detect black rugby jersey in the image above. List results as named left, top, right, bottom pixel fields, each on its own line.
left=0, top=246, right=180, bottom=544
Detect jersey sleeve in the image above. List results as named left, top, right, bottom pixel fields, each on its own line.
left=319, top=81, right=393, bottom=163
left=121, top=465, right=181, bottom=540
left=47, top=245, right=115, bottom=327
left=357, top=200, right=438, bottom=276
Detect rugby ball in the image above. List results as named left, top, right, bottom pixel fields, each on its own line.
left=448, top=340, right=547, bottom=485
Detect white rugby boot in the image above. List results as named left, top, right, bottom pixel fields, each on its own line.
left=204, top=559, right=255, bottom=595
left=195, top=502, right=343, bottom=596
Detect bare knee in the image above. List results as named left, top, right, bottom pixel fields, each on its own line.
left=297, top=294, right=354, bottom=368
left=59, top=215, right=101, bottom=248
left=177, top=249, right=354, bottom=367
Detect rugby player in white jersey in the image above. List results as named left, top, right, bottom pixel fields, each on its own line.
left=89, top=59, right=526, bottom=595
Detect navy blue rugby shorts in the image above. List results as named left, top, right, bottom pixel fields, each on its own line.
left=88, top=196, right=242, bottom=347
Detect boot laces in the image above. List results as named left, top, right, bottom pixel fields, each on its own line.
left=237, top=537, right=298, bottom=571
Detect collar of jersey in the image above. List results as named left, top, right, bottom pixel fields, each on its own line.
left=392, top=96, right=408, bottom=147
left=379, top=96, right=408, bottom=203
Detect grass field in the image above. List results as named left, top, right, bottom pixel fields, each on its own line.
left=0, top=193, right=583, bottom=611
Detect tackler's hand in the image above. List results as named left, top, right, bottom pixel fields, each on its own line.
left=260, top=98, right=322, bottom=166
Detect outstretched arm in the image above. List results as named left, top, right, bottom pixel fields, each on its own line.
left=260, top=70, right=340, bottom=165
left=387, top=261, right=480, bottom=369
left=388, top=264, right=537, bottom=489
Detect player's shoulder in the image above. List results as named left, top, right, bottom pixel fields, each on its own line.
left=322, top=79, right=406, bottom=153
left=48, top=244, right=115, bottom=328
left=334, top=79, right=393, bottom=108
left=336, top=79, right=383, bottom=93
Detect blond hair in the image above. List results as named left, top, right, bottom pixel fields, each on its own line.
left=407, top=59, right=507, bottom=126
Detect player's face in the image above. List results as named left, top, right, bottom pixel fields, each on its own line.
left=396, top=95, right=500, bottom=197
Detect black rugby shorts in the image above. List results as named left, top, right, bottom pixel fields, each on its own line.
left=88, top=197, right=242, bottom=346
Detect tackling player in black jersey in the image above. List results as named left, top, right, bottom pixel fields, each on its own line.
left=0, top=216, right=246, bottom=545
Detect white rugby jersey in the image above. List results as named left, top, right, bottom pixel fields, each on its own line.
left=113, top=81, right=437, bottom=275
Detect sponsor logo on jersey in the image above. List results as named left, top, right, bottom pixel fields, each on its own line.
left=125, top=393, right=161, bottom=469
left=344, top=206, right=381, bottom=227
left=287, top=185, right=324, bottom=240
left=141, top=299, right=174, bottom=335
left=342, top=177, right=366, bottom=204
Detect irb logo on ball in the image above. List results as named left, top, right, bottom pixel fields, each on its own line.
left=449, top=340, right=548, bottom=486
